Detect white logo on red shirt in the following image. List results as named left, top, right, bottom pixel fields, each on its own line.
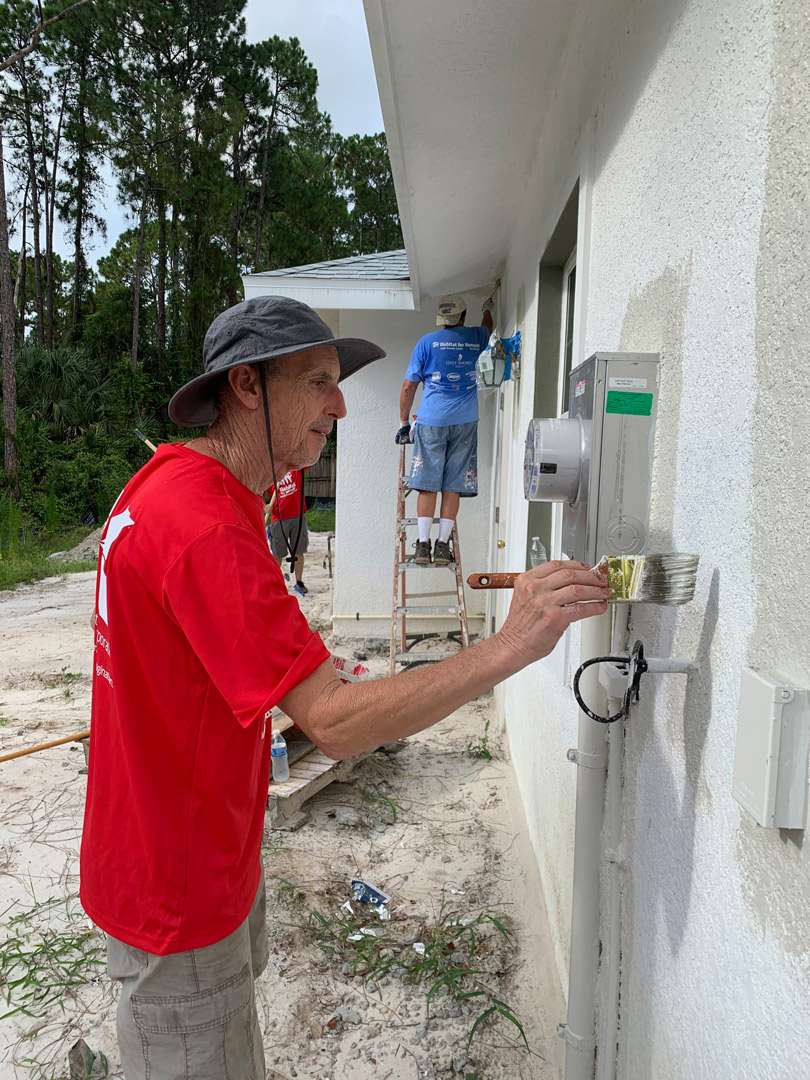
left=98, top=507, right=135, bottom=625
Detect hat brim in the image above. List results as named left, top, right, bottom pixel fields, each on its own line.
left=168, top=336, right=386, bottom=427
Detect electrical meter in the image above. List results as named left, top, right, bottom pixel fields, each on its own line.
left=523, top=353, right=659, bottom=563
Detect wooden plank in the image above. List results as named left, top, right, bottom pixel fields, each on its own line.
left=270, top=709, right=294, bottom=734
left=269, top=752, right=335, bottom=796
left=267, top=755, right=366, bottom=826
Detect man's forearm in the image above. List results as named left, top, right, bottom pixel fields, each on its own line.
left=399, top=380, right=418, bottom=423
left=286, top=634, right=522, bottom=761
left=280, top=561, right=610, bottom=760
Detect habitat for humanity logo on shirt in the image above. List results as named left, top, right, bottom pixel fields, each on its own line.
left=278, top=472, right=298, bottom=498
left=406, top=325, right=491, bottom=427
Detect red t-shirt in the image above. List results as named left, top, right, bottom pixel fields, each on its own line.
left=80, top=445, right=329, bottom=955
left=267, top=469, right=304, bottom=522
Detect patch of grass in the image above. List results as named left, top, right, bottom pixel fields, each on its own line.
left=305, top=895, right=528, bottom=1054
left=0, top=553, right=96, bottom=592
left=269, top=876, right=307, bottom=908
left=357, top=783, right=399, bottom=825
left=0, top=893, right=105, bottom=1022
left=0, top=525, right=98, bottom=592
left=33, top=668, right=86, bottom=691
left=466, top=717, right=493, bottom=761
left=0, top=715, right=9, bottom=727
left=307, top=506, right=335, bottom=533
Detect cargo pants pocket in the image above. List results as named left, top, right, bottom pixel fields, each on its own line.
left=130, top=963, right=258, bottom=1080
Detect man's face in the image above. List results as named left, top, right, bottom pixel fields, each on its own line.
left=268, top=345, right=346, bottom=470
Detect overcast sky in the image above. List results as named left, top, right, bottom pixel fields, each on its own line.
left=55, top=0, right=383, bottom=263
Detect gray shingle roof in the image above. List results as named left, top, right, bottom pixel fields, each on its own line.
left=258, top=249, right=409, bottom=281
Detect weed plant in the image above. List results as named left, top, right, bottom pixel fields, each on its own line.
left=466, top=718, right=493, bottom=761
left=0, top=894, right=105, bottom=1022
left=305, top=895, right=528, bottom=1053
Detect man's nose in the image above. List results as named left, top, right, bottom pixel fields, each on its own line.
left=328, top=386, right=347, bottom=420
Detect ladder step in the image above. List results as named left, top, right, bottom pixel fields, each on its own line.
left=398, top=517, right=442, bottom=527
left=400, top=589, right=458, bottom=599
left=398, top=560, right=455, bottom=571
left=394, top=651, right=461, bottom=665
left=397, top=605, right=460, bottom=615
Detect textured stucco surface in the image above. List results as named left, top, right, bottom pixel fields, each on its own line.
left=736, top=0, right=810, bottom=969
left=334, top=304, right=494, bottom=638
left=486, top=0, right=810, bottom=1075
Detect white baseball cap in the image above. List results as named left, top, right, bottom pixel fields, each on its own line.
left=436, top=295, right=467, bottom=327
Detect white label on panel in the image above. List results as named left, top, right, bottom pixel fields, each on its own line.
left=609, top=377, right=648, bottom=389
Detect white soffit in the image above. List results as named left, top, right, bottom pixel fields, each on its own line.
left=363, top=0, right=570, bottom=299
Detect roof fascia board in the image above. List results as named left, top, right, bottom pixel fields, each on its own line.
left=363, top=0, right=423, bottom=309
left=241, top=277, right=416, bottom=312
left=242, top=274, right=412, bottom=293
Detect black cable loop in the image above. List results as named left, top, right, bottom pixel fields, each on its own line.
left=572, top=655, right=633, bottom=724
left=260, top=372, right=304, bottom=575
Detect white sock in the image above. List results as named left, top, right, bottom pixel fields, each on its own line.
left=438, top=518, right=454, bottom=543
left=418, top=516, right=433, bottom=543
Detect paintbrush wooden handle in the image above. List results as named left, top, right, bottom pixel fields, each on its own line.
left=467, top=572, right=519, bottom=589
left=0, top=728, right=90, bottom=764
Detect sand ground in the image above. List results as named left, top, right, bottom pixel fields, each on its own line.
left=0, top=533, right=563, bottom=1080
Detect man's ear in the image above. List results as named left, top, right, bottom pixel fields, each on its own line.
left=227, top=364, right=263, bottom=412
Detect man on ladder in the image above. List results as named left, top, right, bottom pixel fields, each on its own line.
left=396, top=294, right=494, bottom=566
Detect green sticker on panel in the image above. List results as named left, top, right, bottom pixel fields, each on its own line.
left=605, top=390, right=653, bottom=416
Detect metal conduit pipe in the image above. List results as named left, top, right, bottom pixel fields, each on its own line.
left=596, top=605, right=630, bottom=1080
left=561, top=610, right=612, bottom=1080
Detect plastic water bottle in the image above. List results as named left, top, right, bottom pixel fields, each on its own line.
left=529, top=536, right=548, bottom=568
left=271, top=731, right=290, bottom=783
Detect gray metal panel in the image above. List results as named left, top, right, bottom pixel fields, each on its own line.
left=563, top=353, right=659, bottom=564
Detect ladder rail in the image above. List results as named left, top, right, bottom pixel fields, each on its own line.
left=389, top=445, right=406, bottom=675
left=390, top=441, right=471, bottom=671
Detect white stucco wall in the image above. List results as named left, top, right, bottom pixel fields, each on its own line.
left=333, top=299, right=495, bottom=639
left=485, top=0, right=810, bottom=1077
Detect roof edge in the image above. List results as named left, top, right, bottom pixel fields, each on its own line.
left=363, top=0, right=422, bottom=309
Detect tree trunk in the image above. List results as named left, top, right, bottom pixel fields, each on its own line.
left=19, top=61, right=44, bottom=343
left=155, top=190, right=166, bottom=369
left=13, top=180, right=28, bottom=339
left=131, top=178, right=149, bottom=367
left=43, top=87, right=66, bottom=349
left=0, top=125, right=19, bottom=492
left=253, top=128, right=270, bottom=267
left=71, top=55, right=88, bottom=336
left=169, top=198, right=179, bottom=352
left=253, top=100, right=278, bottom=267
left=227, top=126, right=242, bottom=306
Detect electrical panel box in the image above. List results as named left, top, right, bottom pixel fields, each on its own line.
left=732, top=668, right=810, bottom=830
left=524, top=353, right=659, bottom=563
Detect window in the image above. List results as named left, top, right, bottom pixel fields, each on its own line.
left=526, top=183, right=579, bottom=569
left=558, top=250, right=577, bottom=415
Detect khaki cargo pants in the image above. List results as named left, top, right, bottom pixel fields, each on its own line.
left=106, top=878, right=267, bottom=1080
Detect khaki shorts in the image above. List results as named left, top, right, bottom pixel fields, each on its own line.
left=267, top=516, right=309, bottom=560
left=106, top=877, right=267, bottom=1080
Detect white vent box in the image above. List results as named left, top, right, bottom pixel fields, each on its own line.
left=732, top=668, right=810, bottom=829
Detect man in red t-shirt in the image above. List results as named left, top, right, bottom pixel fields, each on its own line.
left=81, top=295, right=608, bottom=1079
left=264, top=468, right=309, bottom=596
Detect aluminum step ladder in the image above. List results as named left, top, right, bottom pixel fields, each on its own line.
left=389, top=444, right=470, bottom=673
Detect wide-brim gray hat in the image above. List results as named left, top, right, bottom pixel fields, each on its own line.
left=168, top=295, right=386, bottom=427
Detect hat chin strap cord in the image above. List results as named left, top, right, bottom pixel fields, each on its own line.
left=260, top=375, right=305, bottom=576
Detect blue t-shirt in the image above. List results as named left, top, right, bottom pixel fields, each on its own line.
left=406, top=325, right=491, bottom=427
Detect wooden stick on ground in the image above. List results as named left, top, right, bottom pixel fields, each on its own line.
left=0, top=728, right=90, bottom=764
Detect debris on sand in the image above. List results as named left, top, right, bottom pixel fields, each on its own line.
left=48, top=527, right=103, bottom=563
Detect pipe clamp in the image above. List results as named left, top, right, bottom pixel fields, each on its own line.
left=557, top=1022, right=596, bottom=1052
left=566, top=747, right=607, bottom=770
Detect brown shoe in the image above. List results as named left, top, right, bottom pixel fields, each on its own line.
left=414, top=539, right=432, bottom=565
left=432, top=539, right=454, bottom=566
